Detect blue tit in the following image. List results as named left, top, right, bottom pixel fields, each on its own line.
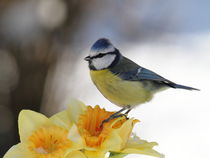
left=84, top=38, right=199, bottom=124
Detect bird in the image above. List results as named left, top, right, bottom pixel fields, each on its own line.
left=84, top=38, right=199, bottom=125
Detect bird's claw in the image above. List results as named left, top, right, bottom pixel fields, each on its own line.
left=100, top=113, right=128, bottom=128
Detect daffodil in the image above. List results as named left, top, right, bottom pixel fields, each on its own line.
left=3, top=110, right=85, bottom=158
left=109, top=134, right=165, bottom=158
left=4, top=99, right=164, bottom=158
left=67, top=100, right=164, bottom=158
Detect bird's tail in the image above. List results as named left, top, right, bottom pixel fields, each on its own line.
left=167, top=82, right=200, bottom=91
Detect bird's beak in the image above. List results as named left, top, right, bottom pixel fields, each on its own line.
left=84, top=56, right=91, bottom=61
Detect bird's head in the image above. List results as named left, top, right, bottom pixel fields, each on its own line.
left=85, top=38, right=121, bottom=70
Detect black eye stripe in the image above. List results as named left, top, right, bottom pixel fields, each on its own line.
left=94, top=53, right=106, bottom=58
left=90, top=52, right=116, bottom=59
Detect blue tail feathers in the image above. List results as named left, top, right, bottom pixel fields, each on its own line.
left=169, top=83, right=200, bottom=91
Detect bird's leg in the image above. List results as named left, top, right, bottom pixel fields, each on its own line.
left=124, top=108, right=131, bottom=115
left=100, top=105, right=131, bottom=127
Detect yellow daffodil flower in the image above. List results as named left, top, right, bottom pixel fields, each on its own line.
left=67, top=100, right=164, bottom=158
left=3, top=99, right=164, bottom=158
left=3, top=110, right=85, bottom=158
left=109, top=134, right=165, bottom=158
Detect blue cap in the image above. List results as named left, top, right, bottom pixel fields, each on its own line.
left=91, top=38, right=112, bottom=51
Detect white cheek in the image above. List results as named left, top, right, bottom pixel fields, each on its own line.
left=92, top=54, right=116, bottom=70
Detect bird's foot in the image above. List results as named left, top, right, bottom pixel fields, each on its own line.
left=100, top=106, right=131, bottom=128
left=100, top=113, right=128, bottom=128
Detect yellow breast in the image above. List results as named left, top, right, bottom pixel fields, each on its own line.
left=90, top=69, right=153, bottom=107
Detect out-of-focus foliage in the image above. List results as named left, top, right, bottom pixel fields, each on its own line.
left=0, top=0, right=92, bottom=156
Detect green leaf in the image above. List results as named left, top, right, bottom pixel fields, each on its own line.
left=109, top=152, right=127, bottom=158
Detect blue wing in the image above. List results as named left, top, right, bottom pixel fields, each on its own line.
left=135, top=67, right=167, bottom=81
left=110, top=57, right=199, bottom=90
left=110, top=56, right=168, bottom=82
left=116, top=67, right=167, bottom=81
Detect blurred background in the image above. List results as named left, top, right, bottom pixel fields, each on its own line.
left=0, top=0, right=209, bottom=157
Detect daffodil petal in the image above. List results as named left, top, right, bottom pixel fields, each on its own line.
left=126, top=135, right=158, bottom=148
left=84, top=150, right=107, bottom=158
left=121, top=136, right=164, bottom=158
left=66, top=151, right=87, bottom=158
left=101, top=130, right=122, bottom=151
left=3, top=143, right=32, bottom=158
left=67, top=99, right=87, bottom=123
left=18, top=110, right=51, bottom=142
left=122, top=148, right=164, bottom=158
left=50, top=110, right=72, bottom=129
left=115, top=118, right=138, bottom=148
left=68, top=124, right=84, bottom=147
